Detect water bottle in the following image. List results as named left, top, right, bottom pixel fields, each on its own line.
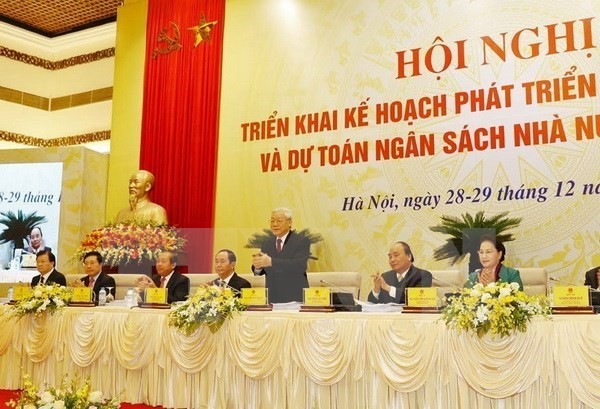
left=98, top=287, right=107, bottom=306
left=126, top=288, right=135, bottom=308
left=7, top=287, right=14, bottom=301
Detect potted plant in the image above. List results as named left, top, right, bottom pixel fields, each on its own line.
left=0, top=210, right=47, bottom=253
left=429, top=211, right=522, bottom=273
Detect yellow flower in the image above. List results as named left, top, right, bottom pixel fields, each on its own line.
left=441, top=282, right=551, bottom=338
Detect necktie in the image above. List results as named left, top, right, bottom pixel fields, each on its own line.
left=40, top=276, right=45, bottom=284
left=160, top=277, right=166, bottom=288
left=276, top=238, right=283, bottom=253
left=88, top=277, right=95, bottom=288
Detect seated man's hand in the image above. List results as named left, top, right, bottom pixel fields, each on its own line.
left=71, top=279, right=84, bottom=288
left=371, top=273, right=391, bottom=293
left=136, top=276, right=156, bottom=290
left=370, top=273, right=382, bottom=292
left=252, top=252, right=272, bottom=269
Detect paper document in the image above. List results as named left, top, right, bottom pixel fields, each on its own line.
left=355, top=300, right=403, bottom=313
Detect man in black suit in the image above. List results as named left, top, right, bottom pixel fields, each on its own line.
left=73, top=251, right=116, bottom=299
left=252, top=207, right=310, bottom=303
left=368, top=241, right=432, bottom=304
left=212, top=249, right=251, bottom=295
left=584, top=266, right=600, bottom=305
left=31, top=250, right=66, bottom=287
left=137, top=251, right=189, bottom=304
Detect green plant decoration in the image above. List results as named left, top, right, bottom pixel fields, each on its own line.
left=0, top=210, right=47, bottom=250
left=430, top=211, right=522, bottom=273
left=245, top=228, right=323, bottom=260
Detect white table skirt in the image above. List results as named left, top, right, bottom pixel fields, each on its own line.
left=0, top=306, right=599, bottom=408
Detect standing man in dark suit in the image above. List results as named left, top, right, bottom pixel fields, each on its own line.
left=71, top=251, right=116, bottom=299
left=368, top=241, right=432, bottom=304
left=137, top=251, right=189, bottom=304
left=212, top=249, right=251, bottom=295
left=252, top=207, right=310, bottom=303
left=31, top=250, right=66, bottom=287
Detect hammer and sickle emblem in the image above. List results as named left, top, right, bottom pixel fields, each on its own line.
left=152, top=22, right=182, bottom=59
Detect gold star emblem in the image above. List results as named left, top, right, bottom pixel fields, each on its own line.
left=188, top=13, right=218, bottom=47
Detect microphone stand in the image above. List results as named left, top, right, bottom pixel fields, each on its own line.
left=549, top=277, right=600, bottom=292
left=318, top=280, right=361, bottom=311
left=431, top=275, right=463, bottom=305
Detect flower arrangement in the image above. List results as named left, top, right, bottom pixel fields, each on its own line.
left=7, top=284, right=72, bottom=320
left=72, top=222, right=186, bottom=267
left=441, top=281, right=551, bottom=338
left=169, top=285, right=247, bottom=334
left=8, top=374, right=119, bottom=409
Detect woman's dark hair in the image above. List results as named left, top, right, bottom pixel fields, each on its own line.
left=479, top=234, right=506, bottom=262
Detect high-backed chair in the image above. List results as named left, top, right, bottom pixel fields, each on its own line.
left=518, top=267, right=548, bottom=295
left=430, top=270, right=464, bottom=301
left=65, top=273, right=148, bottom=299
left=307, top=272, right=362, bottom=298
left=186, top=272, right=363, bottom=299
left=186, top=273, right=265, bottom=294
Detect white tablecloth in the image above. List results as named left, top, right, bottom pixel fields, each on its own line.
left=0, top=307, right=599, bottom=408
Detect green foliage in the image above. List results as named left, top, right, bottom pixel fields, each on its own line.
left=430, top=211, right=522, bottom=269
left=245, top=228, right=323, bottom=260
left=0, top=210, right=47, bottom=249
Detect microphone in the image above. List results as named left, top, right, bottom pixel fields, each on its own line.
left=318, top=280, right=358, bottom=297
left=213, top=278, right=241, bottom=294
left=549, top=277, right=600, bottom=293
left=431, top=275, right=463, bottom=292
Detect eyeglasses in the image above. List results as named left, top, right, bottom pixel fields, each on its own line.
left=270, top=219, right=289, bottom=224
left=477, top=250, right=497, bottom=255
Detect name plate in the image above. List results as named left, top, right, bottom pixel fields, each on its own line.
left=303, top=288, right=331, bottom=306
left=145, top=288, right=168, bottom=304
left=553, top=285, right=589, bottom=307
left=241, top=288, right=268, bottom=305
left=71, top=287, right=93, bottom=302
left=21, top=253, right=36, bottom=268
left=14, top=285, right=32, bottom=300
left=406, top=287, right=438, bottom=307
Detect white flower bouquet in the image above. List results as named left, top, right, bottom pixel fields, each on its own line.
left=8, top=374, right=119, bottom=409
left=441, top=281, right=551, bottom=338
left=7, top=284, right=72, bottom=320
left=168, top=285, right=247, bottom=334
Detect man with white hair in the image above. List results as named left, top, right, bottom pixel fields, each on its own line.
left=252, top=207, right=310, bottom=303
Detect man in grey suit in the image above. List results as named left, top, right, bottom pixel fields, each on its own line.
left=368, top=241, right=432, bottom=304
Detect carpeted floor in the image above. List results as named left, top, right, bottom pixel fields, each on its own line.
left=0, top=389, right=164, bottom=408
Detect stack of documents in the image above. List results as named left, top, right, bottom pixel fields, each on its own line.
left=355, top=300, right=403, bottom=313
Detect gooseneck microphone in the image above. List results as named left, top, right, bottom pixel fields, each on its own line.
left=214, top=279, right=241, bottom=294
left=431, top=275, right=463, bottom=292
left=549, top=277, right=600, bottom=293
left=319, top=280, right=358, bottom=297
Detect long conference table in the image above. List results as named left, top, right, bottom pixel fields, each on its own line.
left=0, top=305, right=599, bottom=409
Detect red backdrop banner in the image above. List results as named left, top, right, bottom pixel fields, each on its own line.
left=140, top=0, right=225, bottom=272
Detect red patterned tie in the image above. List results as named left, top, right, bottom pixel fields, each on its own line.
left=161, top=277, right=166, bottom=288
left=276, top=238, right=282, bottom=253
left=88, top=277, right=95, bottom=288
